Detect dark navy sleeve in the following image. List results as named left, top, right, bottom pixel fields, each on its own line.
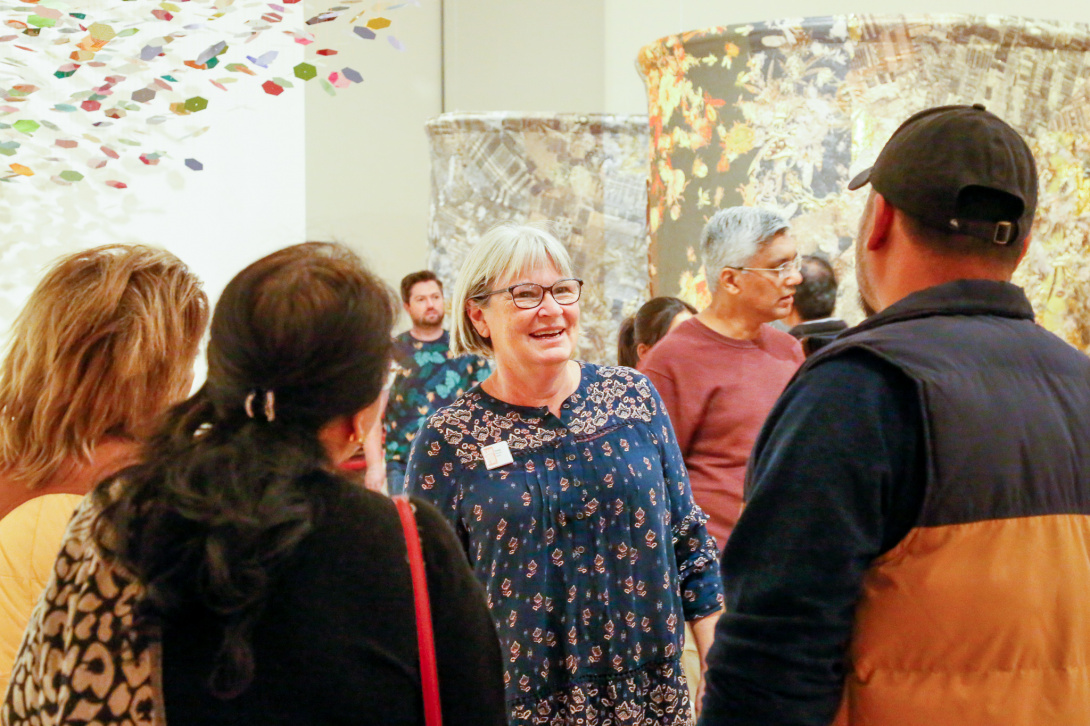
left=406, top=419, right=462, bottom=521
left=412, top=497, right=507, bottom=726
left=698, top=349, right=924, bottom=726
left=645, top=377, right=724, bottom=620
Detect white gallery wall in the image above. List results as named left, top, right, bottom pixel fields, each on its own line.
left=303, top=0, right=440, bottom=296
left=442, top=0, right=605, bottom=114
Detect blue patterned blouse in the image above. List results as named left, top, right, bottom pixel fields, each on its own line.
left=406, top=362, right=723, bottom=726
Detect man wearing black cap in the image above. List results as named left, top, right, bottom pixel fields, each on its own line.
left=698, top=105, right=1090, bottom=726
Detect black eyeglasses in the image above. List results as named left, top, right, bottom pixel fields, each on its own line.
left=471, top=278, right=584, bottom=309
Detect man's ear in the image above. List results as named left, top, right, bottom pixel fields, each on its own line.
left=467, top=300, right=490, bottom=339
left=718, top=266, right=742, bottom=294
left=1015, top=233, right=1032, bottom=268
left=402, top=300, right=412, bottom=315
left=866, top=193, right=895, bottom=251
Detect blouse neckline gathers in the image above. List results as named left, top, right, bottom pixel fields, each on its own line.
left=477, top=359, right=583, bottom=420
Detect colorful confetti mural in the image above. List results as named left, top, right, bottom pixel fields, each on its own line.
left=638, top=15, right=1090, bottom=352
left=0, top=0, right=413, bottom=187
left=426, top=113, right=651, bottom=366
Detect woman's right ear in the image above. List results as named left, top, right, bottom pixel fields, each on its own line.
left=635, top=342, right=649, bottom=361
left=467, top=300, right=490, bottom=339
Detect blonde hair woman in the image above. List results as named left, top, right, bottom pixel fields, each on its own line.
left=3, top=243, right=505, bottom=726
left=408, top=224, right=724, bottom=725
left=0, top=245, right=208, bottom=692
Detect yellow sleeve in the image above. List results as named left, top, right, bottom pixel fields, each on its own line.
left=0, top=493, right=84, bottom=690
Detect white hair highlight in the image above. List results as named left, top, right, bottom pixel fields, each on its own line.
left=701, top=207, right=790, bottom=294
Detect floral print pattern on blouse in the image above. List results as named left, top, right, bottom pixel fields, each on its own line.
left=406, top=363, right=723, bottom=726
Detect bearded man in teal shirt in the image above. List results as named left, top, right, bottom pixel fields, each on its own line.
left=375, top=270, right=489, bottom=494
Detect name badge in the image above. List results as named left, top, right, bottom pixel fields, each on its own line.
left=481, top=441, right=514, bottom=470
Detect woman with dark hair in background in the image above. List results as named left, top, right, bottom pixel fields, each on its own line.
left=0, top=244, right=208, bottom=694
left=616, top=315, right=638, bottom=367
left=617, top=298, right=696, bottom=368
left=2, top=242, right=506, bottom=726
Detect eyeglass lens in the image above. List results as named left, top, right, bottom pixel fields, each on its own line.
left=511, top=279, right=582, bottom=308
left=780, top=255, right=802, bottom=275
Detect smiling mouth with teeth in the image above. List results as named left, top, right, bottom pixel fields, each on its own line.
left=532, top=330, right=564, bottom=339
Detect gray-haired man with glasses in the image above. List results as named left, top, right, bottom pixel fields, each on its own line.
left=639, top=206, right=804, bottom=552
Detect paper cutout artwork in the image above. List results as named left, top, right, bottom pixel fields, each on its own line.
left=1, top=0, right=415, bottom=187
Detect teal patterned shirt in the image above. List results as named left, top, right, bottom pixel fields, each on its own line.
left=384, top=330, right=490, bottom=465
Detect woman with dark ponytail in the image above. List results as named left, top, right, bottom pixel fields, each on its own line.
left=615, top=315, right=638, bottom=368
left=2, top=243, right=506, bottom=726
left=616, top=297, right=697, bottom=369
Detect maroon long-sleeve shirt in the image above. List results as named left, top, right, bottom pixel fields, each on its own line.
left=639, top=317, right=803, bottom=550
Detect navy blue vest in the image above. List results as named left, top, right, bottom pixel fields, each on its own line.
left=805, top=279, right=1090, bottom=527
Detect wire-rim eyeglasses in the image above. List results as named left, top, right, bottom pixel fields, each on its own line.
left=726, top=254, right=802, bottom=280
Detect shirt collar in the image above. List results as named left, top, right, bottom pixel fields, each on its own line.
left=847, top=279, right=1034, bottom=339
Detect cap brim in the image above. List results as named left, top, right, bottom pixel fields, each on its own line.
left=847, top=167, right=873, bottom=191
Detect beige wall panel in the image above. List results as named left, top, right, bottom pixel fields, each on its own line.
left=305, top=0, right=441, bottom=321
left=443, top=0, right=606, bottom=112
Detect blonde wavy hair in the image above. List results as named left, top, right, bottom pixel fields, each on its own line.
left=0, top=245, right=208, bottom=489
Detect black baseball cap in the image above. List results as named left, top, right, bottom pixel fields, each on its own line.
left=847, top=104, right=1038, bottom=245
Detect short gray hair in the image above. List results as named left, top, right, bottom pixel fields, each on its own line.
left=701, top=207, right=790, bottom=294
left=450, top=222, right=574, bottom=357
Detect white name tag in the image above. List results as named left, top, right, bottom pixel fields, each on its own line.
left=481, top=441, right=514, bottom=470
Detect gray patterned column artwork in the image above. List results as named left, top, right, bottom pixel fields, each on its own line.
left=425, top=113, right=651, bottom=366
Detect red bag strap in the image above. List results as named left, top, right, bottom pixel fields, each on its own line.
left=394, top=495, right=443, bottom=726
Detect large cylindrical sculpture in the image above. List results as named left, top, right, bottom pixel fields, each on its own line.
left=638, top=15, right=1090, bottom=351
left=426, top=113, right=651, bottom=365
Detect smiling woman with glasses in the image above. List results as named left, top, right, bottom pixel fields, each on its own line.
left=406, top=222, right=724, bottom=726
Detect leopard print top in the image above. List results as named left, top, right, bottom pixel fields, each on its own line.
left=1, top=491, right=165, bottom=726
